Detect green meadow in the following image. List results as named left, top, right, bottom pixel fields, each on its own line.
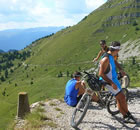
left=0, top=0, right=140, bottom=129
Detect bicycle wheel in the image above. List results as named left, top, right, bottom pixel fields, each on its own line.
left=106, top=88, right=129, bottom=115
left=122, top=88, right=129, bottom=101
left=71, top=93, right=90, bottom=128
left=120, top=74, right=130, bottom=88
left=107, top=95, right=119, bottom=115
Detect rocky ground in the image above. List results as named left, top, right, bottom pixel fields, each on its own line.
left=15, top=88, right=140, bottom=130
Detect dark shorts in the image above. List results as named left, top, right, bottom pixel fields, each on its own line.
left=73, top=94, right=83, bottom=107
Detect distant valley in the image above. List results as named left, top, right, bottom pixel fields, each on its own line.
left=0, top=0, right=140, bottom=129
left=0, top=26, right=64, bottom=52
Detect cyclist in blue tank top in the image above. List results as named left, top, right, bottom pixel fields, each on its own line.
left=64, top=72, right=99, bottom=107
left=64, top=72, right=85, bottom=107
left=99, top=41, right=136, bottom=123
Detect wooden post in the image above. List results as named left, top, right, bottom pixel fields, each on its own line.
left=17, top=92, right=30, bottom=119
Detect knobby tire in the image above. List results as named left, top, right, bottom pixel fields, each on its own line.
left=106, top=88, right=129, bottom=115
left=71, top=93, right=90, bottom=128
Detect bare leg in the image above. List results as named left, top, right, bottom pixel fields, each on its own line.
left=78, top=86, right=85, bottom=96
left=78, top=87, right=99, bottom=102
left=115, top=92, right=128, bottom=116
left=92, top=93, right=99, bottom=102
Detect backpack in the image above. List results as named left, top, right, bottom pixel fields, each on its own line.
left=86, top=74, right=102, bottom=91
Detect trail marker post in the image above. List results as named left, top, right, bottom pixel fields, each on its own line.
left=17, top=92, right=30, bottom=118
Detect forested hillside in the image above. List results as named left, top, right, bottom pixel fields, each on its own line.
left=0, top=0, right=140, bottom=129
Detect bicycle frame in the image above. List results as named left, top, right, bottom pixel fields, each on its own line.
left=71, top=71, right=129, bottom=128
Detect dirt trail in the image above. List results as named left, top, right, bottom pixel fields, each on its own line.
left=31, top=88, right=140, bottom=130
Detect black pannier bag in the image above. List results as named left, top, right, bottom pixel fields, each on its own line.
left=86, top=74, right=102, bottom=91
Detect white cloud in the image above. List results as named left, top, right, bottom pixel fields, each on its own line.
left=85, top=0, right=106, bottom=9
left=0, top=0, right=107, bottom=30
left=12, top=0, right=18, bottom=4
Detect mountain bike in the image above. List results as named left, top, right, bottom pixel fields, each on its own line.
left=85, top=62, right=130, bottom=88
left=117, top=72, right=130, bottom=88
left=71, top=71, right=129, bottom=128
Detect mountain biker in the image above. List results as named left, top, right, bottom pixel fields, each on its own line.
left=64, top=71, right=98, bottom=107
left=93, top=40, right=118, bottom=90
left=93, top=40, right=118, bottom=62
left=93, top=40, right=109, bottom=62
left=99, top=41, right=136, bottom=123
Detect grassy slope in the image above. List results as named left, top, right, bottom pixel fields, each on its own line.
left=26, top=0, right=140, bottom=65
left=0, top=0, right=140, bottom=129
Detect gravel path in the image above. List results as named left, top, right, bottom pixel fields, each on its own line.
left=38, top=88, right=140, bottom=130
left=16, top=88, right=140, bottom=130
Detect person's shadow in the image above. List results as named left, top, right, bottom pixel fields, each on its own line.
left=113, top=115, right=140, bottom=129
left=72, top=90, right=140, bottom=130
left=73, top=116, right=140, bottom=130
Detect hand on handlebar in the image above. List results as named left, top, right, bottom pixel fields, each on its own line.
left=81, top=80, right=85, bottom=86
left=92, top=58, right=97, bottom=63
left=119, top=70, right=126, bottom=76
left=81, top=80, right=86, bottom=89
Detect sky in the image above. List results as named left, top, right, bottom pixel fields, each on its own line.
left=0, top=0, right=107, bottom=31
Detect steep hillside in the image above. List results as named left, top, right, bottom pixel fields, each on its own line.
left=0, top=0, right=140, bottom=129
left=23, top=0, right=140, bottom=66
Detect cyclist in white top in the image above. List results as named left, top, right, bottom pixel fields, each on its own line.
left=99, top=41, right=136, bottom=123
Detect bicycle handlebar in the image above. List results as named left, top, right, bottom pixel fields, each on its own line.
left=83, top=70, right=96, bottom=76
left=83, top=71, right=89, bottom=75
left=83, top=71, right=98, bottom=79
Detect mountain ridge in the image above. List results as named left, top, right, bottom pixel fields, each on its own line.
left=0, top=0, right=140, bottom=129
left=0, top=26, right=64, bottom=51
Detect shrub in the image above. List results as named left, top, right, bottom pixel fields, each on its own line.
left=66, top=70, right=69, bottom=77
left=10, top=69, right=14, bottom=73
left=1, top=76, right=5, bottom=82
left=133, top=21, right=138, bottom=26
left=30, top=81, right=33, bottom=85
left=135, top=27, right=139, bottom=31
left=58, top=71, right=63, bottom=77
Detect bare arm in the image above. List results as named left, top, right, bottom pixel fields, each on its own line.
left=93, top=50, right=103, bottom=62
left=115, top=60, right=126, bottom=76
left=99, top=57, right=117, bottom=90
left=75, top=81, right=86, bottom=90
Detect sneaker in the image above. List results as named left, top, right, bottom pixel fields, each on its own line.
left=129, top=115, right=137, bottom=124
left=123, top=115, right=137, bottom=124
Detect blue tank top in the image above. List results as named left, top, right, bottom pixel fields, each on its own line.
left=64, top=79, right=78, bottom=106
left=100, top=53, right=121, bottom=90
left=107, top=54, right=117, bottom=79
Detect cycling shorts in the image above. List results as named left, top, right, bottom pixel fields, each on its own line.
left=105, top=78, right=122, bottom=96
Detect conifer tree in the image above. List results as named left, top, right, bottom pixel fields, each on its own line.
left=5, top=69, right=8, bottom=78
